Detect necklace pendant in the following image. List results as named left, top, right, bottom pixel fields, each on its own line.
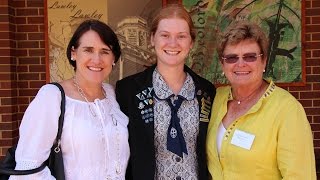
left=116, top=163, right=121, bottom=174
left=237, top=101, right=241, bottom=105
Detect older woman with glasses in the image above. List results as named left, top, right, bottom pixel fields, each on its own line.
left=206, top=21, right=316, bottom=180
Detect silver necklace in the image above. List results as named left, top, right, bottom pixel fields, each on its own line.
left=112, top=115, right=122, bottom=175
left=73, top=77, right=122, bottom=176
left=73, top=77, right=106, bottom=117
left=233, top=83, right=264, bottom=105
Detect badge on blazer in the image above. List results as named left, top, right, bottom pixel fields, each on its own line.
left=136, top=87, right=154, bottom=124
left=199, top=95, right=212, bottom=122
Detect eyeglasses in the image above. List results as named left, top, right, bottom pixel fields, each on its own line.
left=221, top=53, right=263, bottom=64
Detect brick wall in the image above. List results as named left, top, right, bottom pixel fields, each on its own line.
left=0, top=0, right=319, bottom=171
left=0, top=0, right=46, bottom=156
left=305, top=0, right=320, bottom=172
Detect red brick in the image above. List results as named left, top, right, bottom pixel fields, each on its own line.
left=17, top=97, right=30, bottom=104
left=0, top=7, right=9, bottom=14
left=0, top=89, right=12, bottom=97
left=1, top=114, right=18, bottom=123
left=28, top=32, right=43, bottom=40
left=311, top=33, right=320, bottom=41
left=17, top=81, right=28, bottom=88
left=0, top=65, right=16, bottom=73
left=16, top=112, right=23, bottom=121
left=14, top=49, right=27, bottom=56
left=306, top=16, right=311, bottom=25
left=301, top=91, right=320, bottom=99
left=0, top=23, right=9, bottom=32
left=306, top=9, right=320, bottom=16
left=0, top=48, right=10, bottom=55
left=306, top=58, right=320, bottom=66
left=0, top=139, right=14, bottom=146
left=0, top=15, right=9, bottom=22
left=313, top=1, right=320, bottom=8
left=0, top=56, right=15, bottom=65
left=0, top=32, right=10, bottom=39
left=311, top=124, right=320, bottom=131
left=16, top=8, right=39, bottom=16
left=29, top=49, right=45, bottom=56
left=27, top=17, right=43, bottom=24
left=314, top=116, right=320, bottom=124
left=314, top=132, right=320, bottom=139
left=18, top=104, right=28, bottom=112
left=312, top=16, right=320, bottom=24
left=305, top=41, right=320, bottom=49
left=0, top=1, right=8, bottom=6
left=305, top=107, right=320, bottom=115
left=0, top=40, right=10, bottom=47
left=16, top=65, right=28, bottom=72
left=0, top=73, right=15, bottom=81
left=299, top=99, right=313, bottom=107
left=17, top=24, right=38, bottom=32
left=18, top=73, right=39, bottom=80
left=0, top=106, right=17, bottom=114
left=29, top=80, right=45, bottom=88
left=17, top=41, right=39, bottom=48
left=314, top=67, right=320, bottom=74
left=39, top=9, right=44, bottom=16
left=15, top=33, right=27, bottom=40
left=18, top=88, right=38, bottom=96
left=306, top=74, right=320, bottom=82
left=39, top=41, right=44, bottom=48
left=18, top=57, right=40, bottom=64
left=307, top=67, right=312, bottom=74
left=39, top=24, right=44, bottom=32
left=40, top=73, right=46, bottom=80
left=313, top=50, right=320, bottom=58
left=306, top=34, right=311, bottom=42
left=15, top=17, right=26, bottom=24
left=1, top=130, right=19, bottom=138
left=11, top=1, right=26, bottom=7
left=289, top=84, right=312, bottom=91
left=27, top=1, right=43, bottom=7
left=314, top=83, right=320, bottom=90
left=1, top=97, right=16, bottom=105
left=314, top=100, right=320, bottom=107
left=0, top=82, right=16, bottom=89
left=29, top=64, right=45, bottom=72
left=40, top=57, right=46, bottom=64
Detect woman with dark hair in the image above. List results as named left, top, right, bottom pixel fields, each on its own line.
left=10, top=19, right=129, bottom=180
left=116, top=4, right=215, bottom=180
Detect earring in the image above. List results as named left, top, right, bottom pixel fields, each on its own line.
left=263, top=69, right=265, bottom=72
left=112, top=62, right=116, bottom=66
left=221, top=72, right=225, bottom=76
left=71, top=57, right=75, bottom=61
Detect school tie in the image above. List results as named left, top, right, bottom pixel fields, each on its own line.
left=166, top=95, right=188, bottom=158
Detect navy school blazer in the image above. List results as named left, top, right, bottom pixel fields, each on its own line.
left=115, top=65, right=216, bottom=180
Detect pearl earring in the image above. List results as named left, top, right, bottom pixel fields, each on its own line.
left=71, top=57, right=75, bottom=61
left=263, top=69, right=265, bottom=72
left=221, top=72, right=225, bottom=76
left=112, top=62, right=116, bottom=66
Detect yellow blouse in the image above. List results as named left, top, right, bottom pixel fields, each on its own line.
left=207, top=81, right=316, bottom=180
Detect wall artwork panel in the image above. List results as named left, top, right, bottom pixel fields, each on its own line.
left=181, top=0, right=305, bottom=85
left=46, top=0, right=162, bottom=86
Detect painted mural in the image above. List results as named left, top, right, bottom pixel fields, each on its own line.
left=183, top=0, right=302, bottom=84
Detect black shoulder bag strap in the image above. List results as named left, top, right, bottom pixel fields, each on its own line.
left=0, top=83, right=65, bottom=175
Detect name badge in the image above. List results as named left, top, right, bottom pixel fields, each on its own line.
left=231, top=129, right=255, bottom=150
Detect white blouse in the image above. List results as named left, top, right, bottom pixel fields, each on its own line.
left=9, top=83, right=129, bottom=180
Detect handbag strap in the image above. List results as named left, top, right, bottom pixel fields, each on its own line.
left=0, top=83, right=65, bottom=175
left=50, top=82, right=65, bottom=144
